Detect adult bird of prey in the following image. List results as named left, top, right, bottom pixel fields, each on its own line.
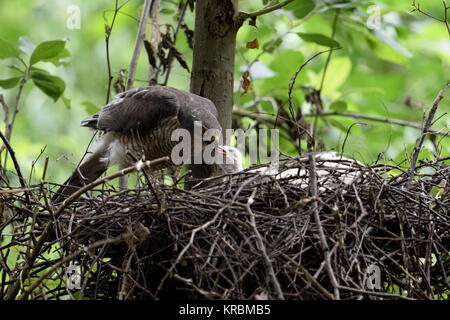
left=53, top=86, right=222, bottom=203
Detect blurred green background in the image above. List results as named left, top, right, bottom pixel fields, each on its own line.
left=0, top=0, right=448, bottom=186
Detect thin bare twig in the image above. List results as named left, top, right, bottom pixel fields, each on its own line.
left=233, top=109, right=449, bottom=134
left=0, top=130, right=30, bottom=205
left=4, top=156, right=169, bottom=300
left=17, top=236, right=123, bottom=300
left=306, top=122, right=340, bottom=299
left=411, top=1, right=450, bottom=37
left=318, top=9, right=340, bottom=92
left=239, top=0, right=295, bottom=20
left=162, top=0, right=188, bottom=86
left=126, top=0, right=153, bottom=90
left=105, top=0, right=130, bottom=103
left=286, top=48, right=341, bottom=154
left=408, top=83, right=449, bottom=186
left=246, top=189, right=284, bottom=300
left=148, top=0, right=161, bottom=85
left=0, top=95, right=10, bottom=155
left=3, top=69, right=29, bottom=171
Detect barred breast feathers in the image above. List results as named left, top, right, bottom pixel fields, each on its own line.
left=107, top=115, right=181, bottom=169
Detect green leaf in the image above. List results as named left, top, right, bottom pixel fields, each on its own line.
left=374, top=30, right=412, bottom=58
left=237, top=23, right=258, bottom=44
left=0, top=38, right=19, bottom=60
left=319, top=2, right=356, bottom=11
left=284, top=0, right=315, bottom=19
left=0, top=76, right=21, bottom=89
left=297, top=32, right=340, bottom=47
left=366, top=32, right=411, bottom=65
left=82, top=101, right=100, bottom=114
left=160, top=8, right=174, bottom=14
left=62, top=96, right=71, bottom=109
left=330, top=100, right=347, bottom=112
left=263, top=38, right=282, bottom=53
left=30, top=69, right=66, bottom=101
left=262, top=50, right=306, bottom=95
left=318, top=56, right=352, bottom=95
left=42, top=48, right=71, bottom=66
left=430, top=185, right=444, bottom=198
left=30, top=40, right=66, bottom=65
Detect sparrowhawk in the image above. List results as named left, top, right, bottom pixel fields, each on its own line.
left=54, top=86, right=222, bottom=202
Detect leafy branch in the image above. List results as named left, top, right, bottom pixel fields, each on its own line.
left=0, top=38, right=69, bottom=172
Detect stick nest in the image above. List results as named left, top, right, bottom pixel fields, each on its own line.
left=1, top=154, right=449, bottom=300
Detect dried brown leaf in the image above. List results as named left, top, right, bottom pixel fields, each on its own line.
left=246, top=38, right=260, bottom=49
left=242, top=71, right=251, bottom=94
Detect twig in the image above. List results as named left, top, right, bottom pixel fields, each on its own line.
left=341, top=122, right=366, bottom=155
left=445, top=0, right=450, bottom=36
left=57, top=157, right=169, bottom=212
left=408, top=83, right=449, bottom=187
left=246, top=189, right=284, bottom=300
left=338, top=285, right=415, bottom=300
left=433, top=243, right=450, bottom=290
left=42, top=156, right=49, bottom=181
left=0, top=130, right=30, bottom=205
left=148, top=0, right=161, bottom=85
left=318, top=9, right=340, bottom=91
left=125, top=150, right=161, bottom=208
left=306, top=122, right=340, bottom=299
left=411, top=1, right=450, bottom=37
left=280, top=252, right=335, bottom=300
left=162, top=0, right=188, bottom=86
left=126, top=0, right=153, bottom=90
left=105, top=0, right=129, bottom=103
left=4, top=156, right=169, bottom=300
left=0, top=95, right=10, bottom=155
left=118, top=253, right=134, bottom=300
left=239, top=0, right=295, bottom=20
left=233, top=109, right=449, bottom=134
left=155, top=204, right=230, bottom=296
left=173, top=274, right=221, bottom=299
left=3, top=69, right=29, bottom=171
left=0, top=186, right=40, bottom=194
left=17, top=236, right=122, bottom=300
left=285, top=48, right=340, bottom=154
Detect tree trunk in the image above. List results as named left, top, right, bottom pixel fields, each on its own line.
left=186, top=0, right=238, bottom=187
left=190, top=0, right=238, bottom=141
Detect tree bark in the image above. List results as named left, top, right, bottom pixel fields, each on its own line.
left=190, top=0, right=238, bottom=142
left=186, top=0, right=239, bottom=187
left=148, top=0, right=160, bottom=85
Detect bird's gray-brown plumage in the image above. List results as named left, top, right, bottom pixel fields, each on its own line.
left=53, top=86, right=221, bottom=203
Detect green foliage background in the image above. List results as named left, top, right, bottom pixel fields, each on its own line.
left=0, top=0, right=449, bottom=186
